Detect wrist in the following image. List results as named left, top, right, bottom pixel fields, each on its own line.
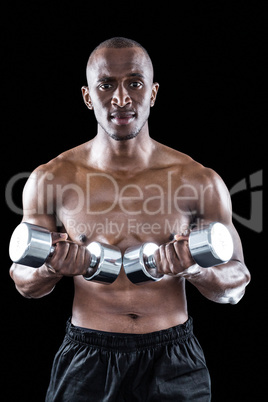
left=176, top=263, right=202, bottom=279
left=41, top=262, right=63, bottom=279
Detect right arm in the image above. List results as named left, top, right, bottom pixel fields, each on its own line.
left=9, top=166, right=92, bottom=298
left=10, top=260, right=64, bottom=299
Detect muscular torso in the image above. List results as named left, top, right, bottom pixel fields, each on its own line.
left=35, top=140, right=207, bottom=333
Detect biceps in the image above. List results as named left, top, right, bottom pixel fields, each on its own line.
left=194, top=176, right=245, bottom=263
left=21, top=170, right=57, bottom=232
left=196, top=174, right=233, bottom=225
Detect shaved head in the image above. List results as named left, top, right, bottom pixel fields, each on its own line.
left=86, top=37, right=154, bottom=82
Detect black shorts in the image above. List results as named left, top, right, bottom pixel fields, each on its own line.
left=45, top=317, right=211, bottom=402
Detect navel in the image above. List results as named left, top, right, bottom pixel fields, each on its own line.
left=128, top=313, right=139, bottom=320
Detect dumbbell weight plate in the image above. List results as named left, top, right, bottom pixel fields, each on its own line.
left=189, top=222, right=234, bottom=268
left=9, top=222, right=54, bottom=268
left=83, top=242, right=122, bottom=284
left=123, top=242, right=163, bottom=283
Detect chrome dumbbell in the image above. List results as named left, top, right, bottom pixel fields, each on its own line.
left=9, top=222, right=122, bottom=284
left=123, top=222, right=234, bottom=284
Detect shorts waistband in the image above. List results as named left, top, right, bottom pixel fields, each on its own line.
left=65, top=317, right=193, bottom=352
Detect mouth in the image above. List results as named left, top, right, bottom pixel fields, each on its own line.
left=110, top=111, right=136, bottom=126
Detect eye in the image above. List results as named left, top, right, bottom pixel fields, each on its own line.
left=98, top=83, right=113, bottom=91
left=130, top=81, right=143, bottom=89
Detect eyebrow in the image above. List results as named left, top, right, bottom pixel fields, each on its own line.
left=97, top=73, right=145, bottom=83
left=128, top=73, right=145, bottom=78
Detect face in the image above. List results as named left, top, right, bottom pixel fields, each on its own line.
left=82, top=47, right=159, bottom=141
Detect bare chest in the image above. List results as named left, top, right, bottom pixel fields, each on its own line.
left=56, top=169, right=195, bottom=248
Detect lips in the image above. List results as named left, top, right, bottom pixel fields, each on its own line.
left=110, top=111, right=136, bottom=125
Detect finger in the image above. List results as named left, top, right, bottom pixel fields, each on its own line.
left=76, top=246, right=89, bottom=276
left=51, top=232, right=68, bottom=244
left=165, top=242, right=181, bottom=274
left=158, top=244, right=170, bottom=274
left=48, top=241, right=71, bottom=268
left=173, top=240, right=195, bottom=270
left=45, top=241, right=70, bottom=275
left=64, top=243, right=86, bottom=276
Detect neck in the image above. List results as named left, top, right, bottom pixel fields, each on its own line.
left=90, top=123, right=155, bottom=174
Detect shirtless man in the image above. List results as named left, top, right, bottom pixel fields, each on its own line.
left=10, top=37, right=250, bottom=401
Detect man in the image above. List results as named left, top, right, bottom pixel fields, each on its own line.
left=10, top=37, right=250, bottom=401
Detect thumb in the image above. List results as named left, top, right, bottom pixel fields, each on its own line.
left=51, top=232, right=68, bottom=244
left=174, top=234, right=189, bottom=242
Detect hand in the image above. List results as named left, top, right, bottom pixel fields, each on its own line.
left=153, top=235, right=196, bottom=277
left=45, top=232, right=93, bottom=277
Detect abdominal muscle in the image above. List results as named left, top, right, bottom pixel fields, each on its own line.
left=71, top=268, right=188, bottom=334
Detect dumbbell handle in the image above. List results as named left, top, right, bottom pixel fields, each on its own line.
left=48, top=241, right=121, bottom=283
left=145, top=254, right=157, bottom=269
left=148, top=222, right=233, bottom=269
left=9, top=223, right=99, bottom=268
left=9, top=223, right=122, bottom=284
left=123, top=222, right=234, bottom=283
left=47, top=244, right=100, bottom=270
left=143, top=250, right=201, bottom=279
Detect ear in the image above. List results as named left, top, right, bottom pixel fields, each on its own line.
left=150, top=82, right=159, bottom=107
left=81, top=86, right=93, bottom=110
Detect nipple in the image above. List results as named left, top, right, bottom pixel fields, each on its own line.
left=79, top=234, right=87, bottom=243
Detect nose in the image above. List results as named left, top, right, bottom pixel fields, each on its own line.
left=111, top=84, right=132, bottom=107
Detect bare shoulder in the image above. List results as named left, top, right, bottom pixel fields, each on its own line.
left=22, top=141, right=92, bottom=205
left=30, top=141, right=92, bottom=180
left=154, top=140, right=222, bottom=185
left=155, top=142, right=232, bottom=223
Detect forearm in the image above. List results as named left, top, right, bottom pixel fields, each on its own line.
left=186, top=259, right=251, bottom=304
left=9, top=263, right=63, bottom=299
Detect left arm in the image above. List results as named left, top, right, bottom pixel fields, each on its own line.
left=155, top=168, right=251, bottom=304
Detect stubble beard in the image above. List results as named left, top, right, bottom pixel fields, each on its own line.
left=98, top=118, right=148, bottom=142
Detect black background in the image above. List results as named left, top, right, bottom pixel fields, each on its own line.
left=2, top=1, right=266, bottom=401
